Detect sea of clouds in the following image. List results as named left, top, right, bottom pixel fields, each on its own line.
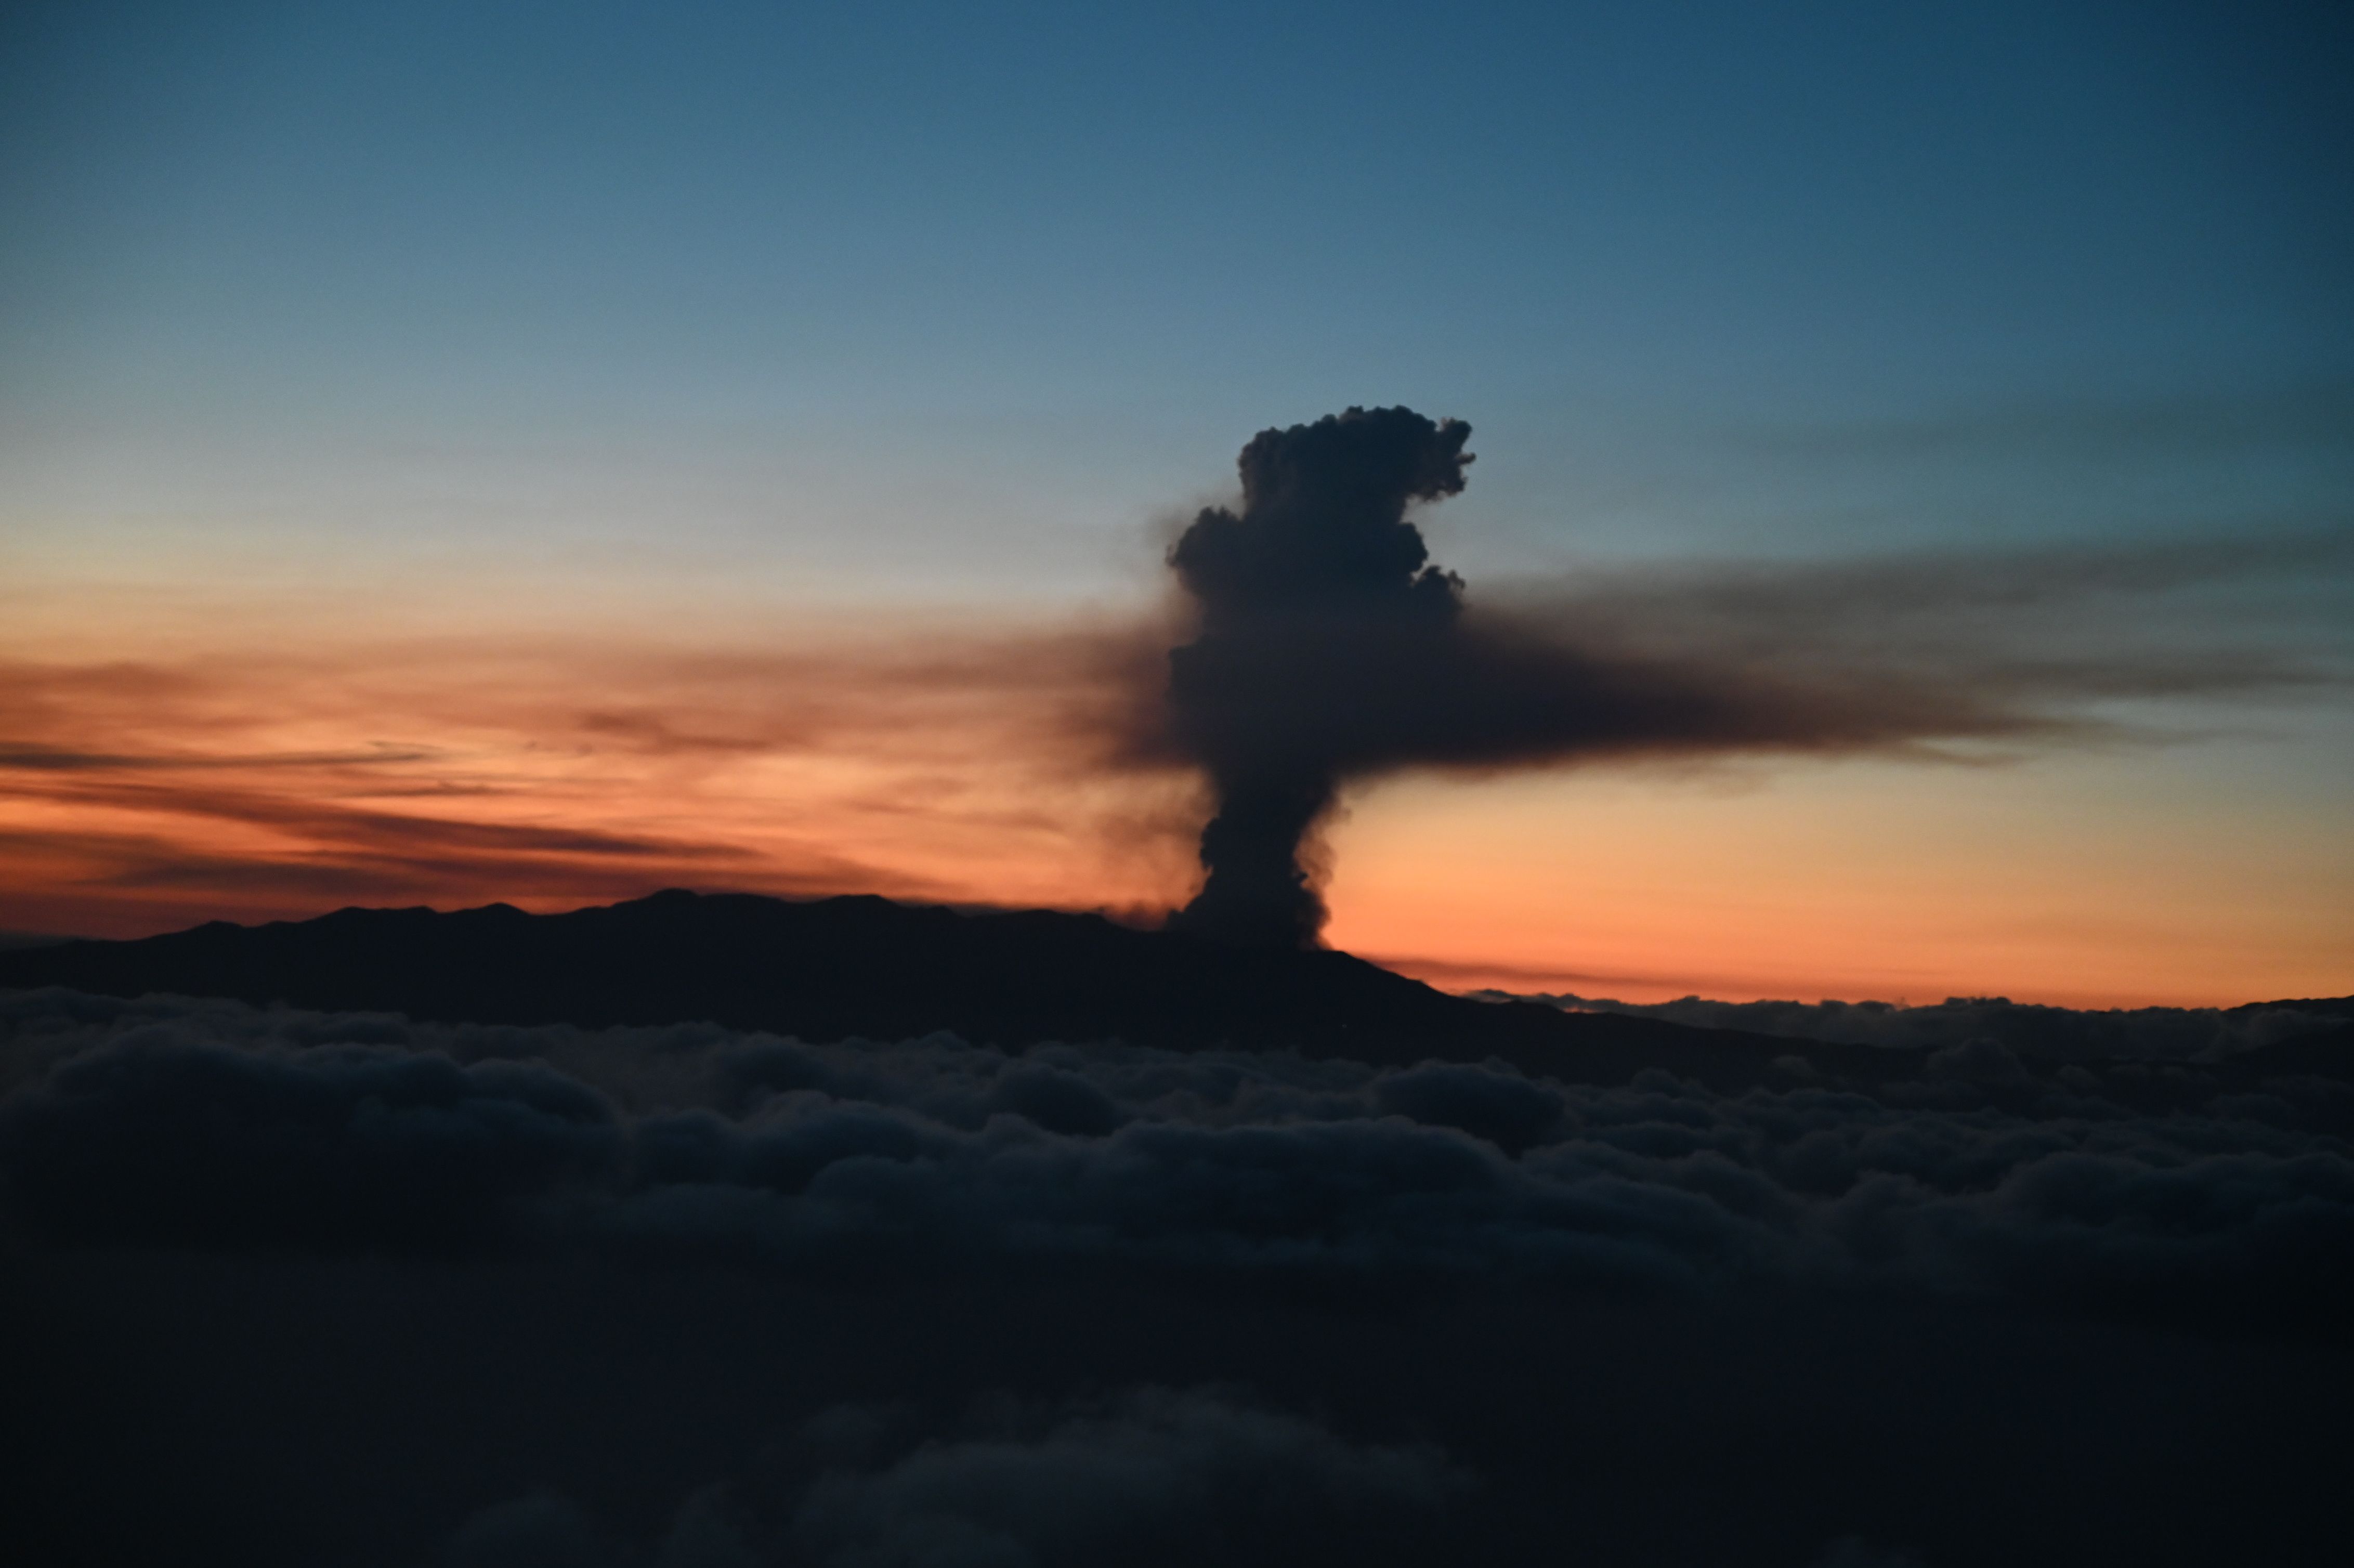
left=1488, top=990, right=2352, bottom=1061
left=7, top=987, right=2348, bottom=1332
left=6, top=985, right=2349, bottom=1566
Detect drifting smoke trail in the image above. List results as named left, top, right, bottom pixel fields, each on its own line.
left=1152, top=408, right=2340, bottom=949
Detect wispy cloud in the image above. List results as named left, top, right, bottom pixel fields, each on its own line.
left=0, top=626, right=1189, bottom=936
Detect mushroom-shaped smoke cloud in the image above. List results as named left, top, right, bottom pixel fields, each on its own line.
left=1166, top=408, right=1474, bottom=947
left=1157, top=406, right=2341, bottom=951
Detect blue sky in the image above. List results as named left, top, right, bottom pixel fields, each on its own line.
left=2, top=2, right=2348, bottom=998
left=7, top=1, right=2348, bottom=587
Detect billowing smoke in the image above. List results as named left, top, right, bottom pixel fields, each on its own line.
left=1165, top=408, right=1475, bottom=946
left=1155, top=405, right=2337, bottom=949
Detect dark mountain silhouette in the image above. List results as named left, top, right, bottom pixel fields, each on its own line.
left=3, top=890, right=2344, bottom=1093
left=0, top=890, right=1858, bottom=1089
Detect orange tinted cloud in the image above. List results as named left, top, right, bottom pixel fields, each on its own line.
left=0, top=628, right=1201, bottom=939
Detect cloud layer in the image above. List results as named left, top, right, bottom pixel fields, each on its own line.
left=8, top=986, right=2350, bottom=1566
left=1489, top=991, right=2354, bottom=1062
left=7, top=988, right=2346, bottom=1330
left=431, top=1383, right=1473, bottom=1568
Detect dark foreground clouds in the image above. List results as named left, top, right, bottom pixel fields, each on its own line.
left=6, top=988, right=2351, bottom=1322
left=1492, top=991, right=2354, bottom=1062
left=5, top=988, right=2351, bottom=1565
left=444, top=1386, right=1467, bottom=1568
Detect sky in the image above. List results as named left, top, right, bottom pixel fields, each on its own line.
left=2, top=0, right=2349, bottom=1004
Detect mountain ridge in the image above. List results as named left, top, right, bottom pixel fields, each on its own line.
left=3, top=889, right=2344, bottom=1091
left=0, top=889, right=1851, bottom=1088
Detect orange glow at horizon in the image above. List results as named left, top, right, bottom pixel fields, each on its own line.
left=2, top=606, right=2346, bottom=1009
left=1326, top=764, right=2351, bottom=1009
left=0, top=623, right=1200, bottom=938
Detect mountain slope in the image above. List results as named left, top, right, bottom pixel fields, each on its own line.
left=0, top=890, right=1864, bottom=1088
left=9, top=890, right=2343, bottom=1092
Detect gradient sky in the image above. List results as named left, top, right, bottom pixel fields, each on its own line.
left=3, top=1, right=2349, bottom=1004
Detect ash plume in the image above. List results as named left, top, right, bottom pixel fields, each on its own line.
left=1163, top=408, right=1474, bottom=946
left=1154, top=408, right=2343, bottom=949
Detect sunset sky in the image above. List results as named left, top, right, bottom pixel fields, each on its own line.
left=4, top=1, right=2349, bottom=1004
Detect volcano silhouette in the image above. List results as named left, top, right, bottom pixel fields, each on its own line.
left=9, top=890, right=2344, bottom=1093
left=0, top=889, right=1860, bottom=1089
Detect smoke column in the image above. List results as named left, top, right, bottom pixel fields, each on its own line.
left=1153, top=406, right=2328, bottom=950
left=1166, top=408, right=1473, bottom=947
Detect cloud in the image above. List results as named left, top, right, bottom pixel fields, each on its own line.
left=437, top=1387, right=1469, bottom=1568
left=31, top=777, right=757, bottom=867
left=0, top=742, right=443, bottom=773
left=7, top=989, right=2350, bottom=1565
left=0, top=1025, right=622, bottom=1251
left=1485, top=992, right=2354, bottom=1063
left=1501, top=531, right=2352, bottom=688
left=779, top=1386, right=1468, bottom=1568
left=446, top=1494, right=612, bottom=1568
left=0, top=632, right=1189, bottom=937
left=1810, top=1539, right=1928, bottom=1568
left=6, top=988, right=2347, bottom=1334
